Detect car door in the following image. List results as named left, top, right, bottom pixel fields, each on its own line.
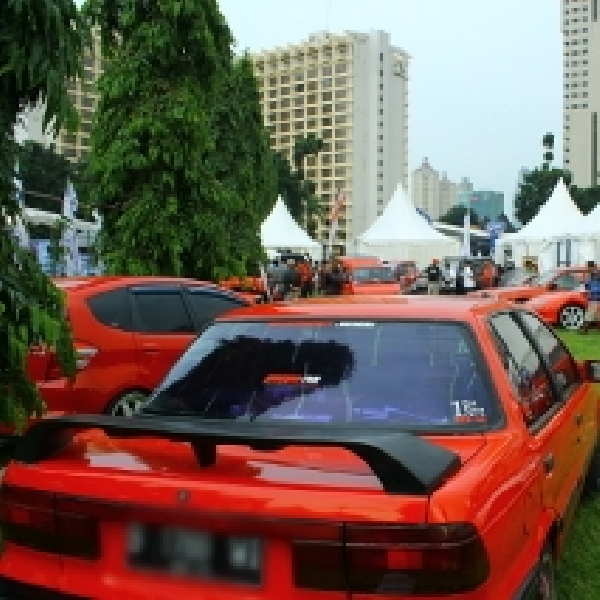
left=517, top=310, right=595, bottom=540
left=183, top=287, right=247, bottom=333
left=130, top=285, right=197, bottom=391
left=488, top=311, right=584, bottom=532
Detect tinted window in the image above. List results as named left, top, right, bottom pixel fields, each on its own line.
left=146, top=320, right=500, bottom=431
left=87, top=287, right=132, bottom=330
left=553, top=274, right=580, bottom=290
left=489, top=313, right=556, bottom=426
left=186, top=290, right=245, bottom=330
left=351, top=267, right=395, bottom=282
left=519, top=311, right=580, bottom=396
left=132, top=289, right=194, bottom=334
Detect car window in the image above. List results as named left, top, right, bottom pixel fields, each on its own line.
left=351, top=267, right=395, bottom=282
left=146, top=320, right=501, bottom=431
left=518, top=311, right=580, bottom=397
left=553, top=274, right=579, bottom=290
left=87, top=287, right=132, bottom=330
left=185, top=289, right=245, bottom=330
left=488, top=313, right=556, bottom=427
left=132, top=289, right=195, bottom=334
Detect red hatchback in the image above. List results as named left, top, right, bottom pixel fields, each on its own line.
left=28, top=277, right=249, bottom=416
left=3, top=296, right=600, bottom=598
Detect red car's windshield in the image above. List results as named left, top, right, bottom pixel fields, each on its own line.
left=146, top=320, right=500, bottom=431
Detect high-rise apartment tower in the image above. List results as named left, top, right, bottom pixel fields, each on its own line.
left=252, top=30, right=410, bottom=246
left=562, top=0, right=599, bottom=187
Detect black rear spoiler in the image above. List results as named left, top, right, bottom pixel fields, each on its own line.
left=12, top=415, right=461, bottom=495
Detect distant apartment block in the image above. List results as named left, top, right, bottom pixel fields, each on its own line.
left=252, top=30, right=410, bottom=245
left=411, top=157, right=472, bottom=220
left=55, top=31, right=104, bottom=163
left=562, top=0, right=599, bottom=187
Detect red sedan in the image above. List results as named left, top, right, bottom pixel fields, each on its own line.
left=525, top=289, right=588, bottom=330
left=1, top=296, right=599, bottom=598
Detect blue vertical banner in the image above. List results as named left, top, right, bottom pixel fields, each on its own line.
left=486, top=221, right=506, bottom=252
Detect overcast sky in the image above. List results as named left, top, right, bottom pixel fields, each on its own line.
left=219, top=0, right=563, bottom=209
left=76, top=0, right=563, bottom=210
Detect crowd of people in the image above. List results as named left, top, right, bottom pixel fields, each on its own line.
left=264, top=257, right=346, bottom=301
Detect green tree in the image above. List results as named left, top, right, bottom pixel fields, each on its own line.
left=84, top=0, right=261, bottom=280
left=542, top=132, right=555, bottom=169
left=572, top=186, right=600, bottom=215
left=210, top=53, right=276, bottom=275
left=0, top=0, right=81, bottom=427
left=515, top=167, right=573, bottom=225
left=439, top=205, right=480, bottom=228
left=274, top=150, right=303, bottom=219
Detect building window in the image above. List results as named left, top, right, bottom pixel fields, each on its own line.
left=335, top=77, right=347, bottom=86
left=335, top=63, right=347, bottom=73
left=378, top=160, right=383, bottom=166
left=322, top=66, right=332, bottom=76
left=379, top=69, right=383, bottom=76
left=322, top=117, right=332, bottom=126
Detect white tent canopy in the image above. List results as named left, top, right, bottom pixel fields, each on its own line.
left=571, top=201, right=600, bottom=237
left=356, top=186, right=460, bottom=266
left=495, top=178, right=587, bottom=267
left=260, top=195, right=320, bottom=255
left=503, top=178, right=584, bottom=241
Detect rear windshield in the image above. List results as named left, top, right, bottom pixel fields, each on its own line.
left=350, top=267, right=395, bottom=283
left=145, top=320, right=500, bottom=431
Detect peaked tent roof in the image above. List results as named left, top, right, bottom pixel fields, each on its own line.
left=359, top=186, right=455, bottom=243
left=261, top=195, right=319, bottom=249
left=506, top=178, right=584, bottom=240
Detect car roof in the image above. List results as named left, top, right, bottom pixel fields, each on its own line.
left=215, top=295, right=513, bottom=322
left=52, top=276, right=244, bottom=299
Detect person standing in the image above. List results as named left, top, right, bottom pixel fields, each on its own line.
left=581, top=261, right=600, bottom=333
left=461, top=261, right=476, bottom=294
left=424, top=258, right=442, bottom=295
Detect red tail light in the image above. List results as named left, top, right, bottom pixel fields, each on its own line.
left=293, top=522, right=490, bottom=595
left=0, top=485, right=100, bottom=560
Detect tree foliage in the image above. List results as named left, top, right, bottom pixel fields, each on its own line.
left=83, top=0, right=273, bottom=279
left=515, top=168, right=573, bottom=225
left=439, top=204, right=481, bottom=228
left=210, top=54, right=276, bottom=275
left=275, top=134, right=326, bottom=239
left=0, top=0, right=81, bottom=427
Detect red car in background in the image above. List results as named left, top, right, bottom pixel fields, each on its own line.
left=28, top=277, right=249, bottom=416
left=469, top=266, right=589, bottom=303
left=3, top=296, right=600, bottom=598
left=525, top=289, right=588, bottom=330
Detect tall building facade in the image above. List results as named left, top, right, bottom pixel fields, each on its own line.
left=411, top=158, right=469, bottom=220
left=54, top=32, right=104, bottom=163
left=562, top=0, right=599, bottom=187
left=252, top=30, right=410, bottom=245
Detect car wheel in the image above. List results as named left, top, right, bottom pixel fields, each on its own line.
left=107, top=391, right=149, bottom=417
left=535, top=544, right=556, bottom=600
left=559, top=304, right=585, bottom=330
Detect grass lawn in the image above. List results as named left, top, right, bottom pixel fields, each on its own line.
left=555, top=329, right=600, bottom=598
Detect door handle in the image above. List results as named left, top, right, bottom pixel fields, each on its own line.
left=543, top=454, right=555, bottom=474
left=575, top=414, right=583, bottom=427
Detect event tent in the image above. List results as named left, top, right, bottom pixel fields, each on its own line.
left=494, top=179, right=585, bottom=267
left=260, top=196, right=320, bottom=257
left=356, top=186, right=459, bottom=266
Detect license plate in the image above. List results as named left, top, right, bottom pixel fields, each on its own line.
left=127, top=523, right=262, bottom=585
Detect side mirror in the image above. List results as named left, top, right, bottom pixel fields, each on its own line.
left=580, top=360, right=600, bottom=382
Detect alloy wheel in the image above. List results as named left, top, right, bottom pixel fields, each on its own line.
left=559, top=305, right=585, bottom=330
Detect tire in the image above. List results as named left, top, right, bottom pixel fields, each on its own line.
left=106, top=390, right=149, bottom=417
left=559, top=304, right=586, bottom=330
